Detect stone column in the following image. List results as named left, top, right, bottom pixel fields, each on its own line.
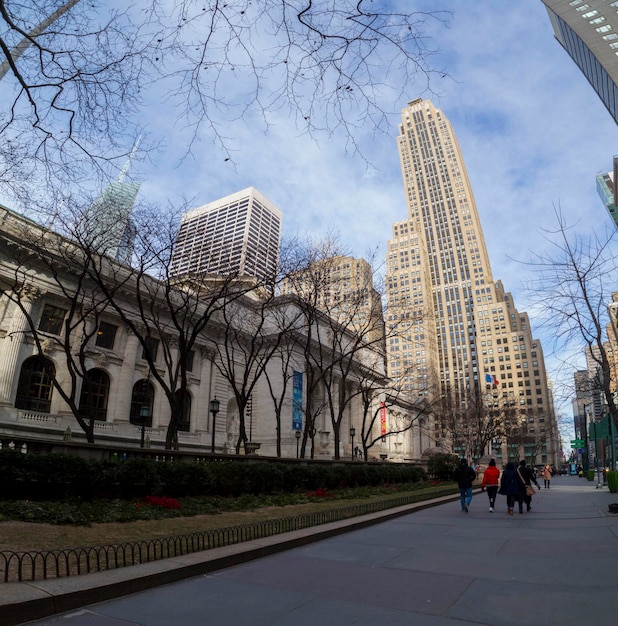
left=195, top=349, right=213, bottom=433
left=111, top=330, right=140, bottom=422
left=0, top=290, right=39, bottom=403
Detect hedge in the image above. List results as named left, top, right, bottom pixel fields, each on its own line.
left=0, top=450, right=427, bottom=501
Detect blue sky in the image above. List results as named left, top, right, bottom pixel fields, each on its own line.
left=134, top=3, right=618, bottom=418
left=4, top=2, right=618, bottom=433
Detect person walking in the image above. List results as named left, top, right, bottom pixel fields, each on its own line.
left=453, top=458, right=476, bottom=512
left=541, top=463, right=553, bottom=489
left=498, top=461, right=520, bottom=515
left=481, top=459, right=500, bottom=512
left=516, top=460, right=541, bottom=513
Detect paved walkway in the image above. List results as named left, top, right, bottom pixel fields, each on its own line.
left=6, top=475, right=618, bottom=625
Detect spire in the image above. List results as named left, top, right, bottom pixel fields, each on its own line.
left=117, top=135, right=142, bottom=183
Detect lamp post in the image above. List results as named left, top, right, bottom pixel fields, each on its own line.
left=349, top=427, right=356, bottom=460
left=210, top=397, right=220, bottom=454
left=139, top=406, right=149, bottom=448
left=295, top=430, right=301, bottom=458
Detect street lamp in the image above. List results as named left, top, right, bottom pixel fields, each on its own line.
left=350, top=427, right=356, bottom=460
left=139, top=405, right=149, bottom=448
left=295, top=430, right=301, bottom=458
left=210, top=397, right=220, bottom=453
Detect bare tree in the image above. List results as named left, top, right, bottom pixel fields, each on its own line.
left=74, top=201, right=270, bottom=450
left=205, top=289, right=295, bottom=455
left=1, top=2, right=448, bottom=213
left=437, top=385, right=522, bottom=463
left=0, top=204, right=119, bottom=442
left=262, top=298, right=308, bottom=457
left=0, top=1, right=147, bottom=207
left=524, top=210, right=618, bottom=432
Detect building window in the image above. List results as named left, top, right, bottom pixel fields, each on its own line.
left=38, top=304, right=67, bottom=335
left=186, top=350, right=195, bottom=373
left=15, top=355, right=55, bottom=413
left=175, top=390, right=192, bottom=432
left=130, top=379, right=154, bottom=426
left=142, top=337, right=159, bottom=362
left=95, top=322, right=118, bottom=350
left=78, top=369, right=110, bottom=421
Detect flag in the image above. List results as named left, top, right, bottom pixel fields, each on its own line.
left=485, top=373, right=500, bottom=385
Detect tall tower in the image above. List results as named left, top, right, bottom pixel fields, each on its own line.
left=388, top=99, right=557, bottom=464
left=79, top=140, right=141, bottom=265
left=170, top=187, right=282, bottom=282
left=542, top=0, right=618, bottom=125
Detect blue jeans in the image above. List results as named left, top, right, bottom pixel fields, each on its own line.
left=459, top=487, right=472, bottom=509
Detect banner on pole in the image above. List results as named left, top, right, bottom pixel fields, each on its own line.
left=292, top=371, right=303, bottom=431
left=380, top=402, right=387, bottom=436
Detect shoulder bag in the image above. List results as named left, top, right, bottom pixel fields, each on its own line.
left=517, top=468, right=535, bottom=497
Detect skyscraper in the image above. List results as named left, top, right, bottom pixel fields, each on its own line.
left=170, top=187, right=282, bottom=282
left=79, top=139, right=141, bottom=265
left=387, top=98, right=557, bottom=464
left=542, top=0, right=618, bottom=125
left=80, top=180, right=140, bottom=264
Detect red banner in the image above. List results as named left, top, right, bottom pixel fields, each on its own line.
left=380, top=402, right=387, bottom=436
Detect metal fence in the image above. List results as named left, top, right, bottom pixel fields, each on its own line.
left=0, top=487, right=457, bottom=583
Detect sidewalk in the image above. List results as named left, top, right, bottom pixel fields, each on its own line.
left=5, top=475, right=618, bottom=625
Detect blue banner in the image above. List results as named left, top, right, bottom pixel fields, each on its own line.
left=292, top=370, right=303, bottom=431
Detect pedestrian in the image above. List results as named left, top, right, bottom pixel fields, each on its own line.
left=481, top=458, right=500, bottom=512
left=541, top=463, right=553, bottom=489
left=498, top=461, right=520, bottom=515
left=453, top=458, right=476, bottom=512
left=516, top=460, right=541, bottom=513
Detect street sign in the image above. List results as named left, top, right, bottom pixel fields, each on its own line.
left=571, top=439, right=585, bottom=446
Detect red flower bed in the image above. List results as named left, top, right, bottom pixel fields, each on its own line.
left=143, top=495, right=181, bottom=510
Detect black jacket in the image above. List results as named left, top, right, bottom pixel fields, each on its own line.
left=453, top=462, right=476, bottom=489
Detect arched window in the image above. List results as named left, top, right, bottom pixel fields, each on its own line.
left=78, top=369, right=110, bottom=422
left=175, top=390, right=192, bottom=432
left=130, top=379, right=154, bottom=427
left=15, top=356, right=55, bottom=413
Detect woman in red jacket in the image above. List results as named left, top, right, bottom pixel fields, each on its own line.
left=481, top=459, right=500, bottom=513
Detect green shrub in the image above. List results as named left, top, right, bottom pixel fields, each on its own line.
left=427, top=453, right=459, bottom=480
left=607, top=470, right=618, bottom=493
left=586, top=470, right=595, bottom=481
left=0, top=450, right=431, bottom=503
left=117, top=458, right=161, bottom=498
left=158, top=462, right=211, bottom=498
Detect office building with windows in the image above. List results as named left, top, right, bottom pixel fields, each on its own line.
left=387, top=98, right=559, bottom=465
left=542, top=0, right=618, bottom=125
left=170, top=187, right=282, bottom=282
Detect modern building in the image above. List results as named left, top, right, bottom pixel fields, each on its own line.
left=78, top=142, right=141, bottom=265
left=170, top=187, right=282, bottom=283
left=79, top=180, right=140, bottom=265
left=387, top=98, right=559, bottom=465
left=596, top=155, right=618, bottom=228
left=542, top=0, right=618, bottom=125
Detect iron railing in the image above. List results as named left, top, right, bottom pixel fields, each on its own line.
left=0, top=487, right=457, bottom=583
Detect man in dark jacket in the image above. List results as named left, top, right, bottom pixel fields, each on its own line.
left=453, top=458, right=476, bottom=512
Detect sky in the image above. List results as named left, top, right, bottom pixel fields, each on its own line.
left=4, top=2, right=618, bottom=435
left=132, top=3, right=618, bottom=419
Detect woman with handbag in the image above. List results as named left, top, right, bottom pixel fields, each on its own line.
left=517, top=460, right=540, bottom=513
left=541, top=463, right=553, bottom=489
